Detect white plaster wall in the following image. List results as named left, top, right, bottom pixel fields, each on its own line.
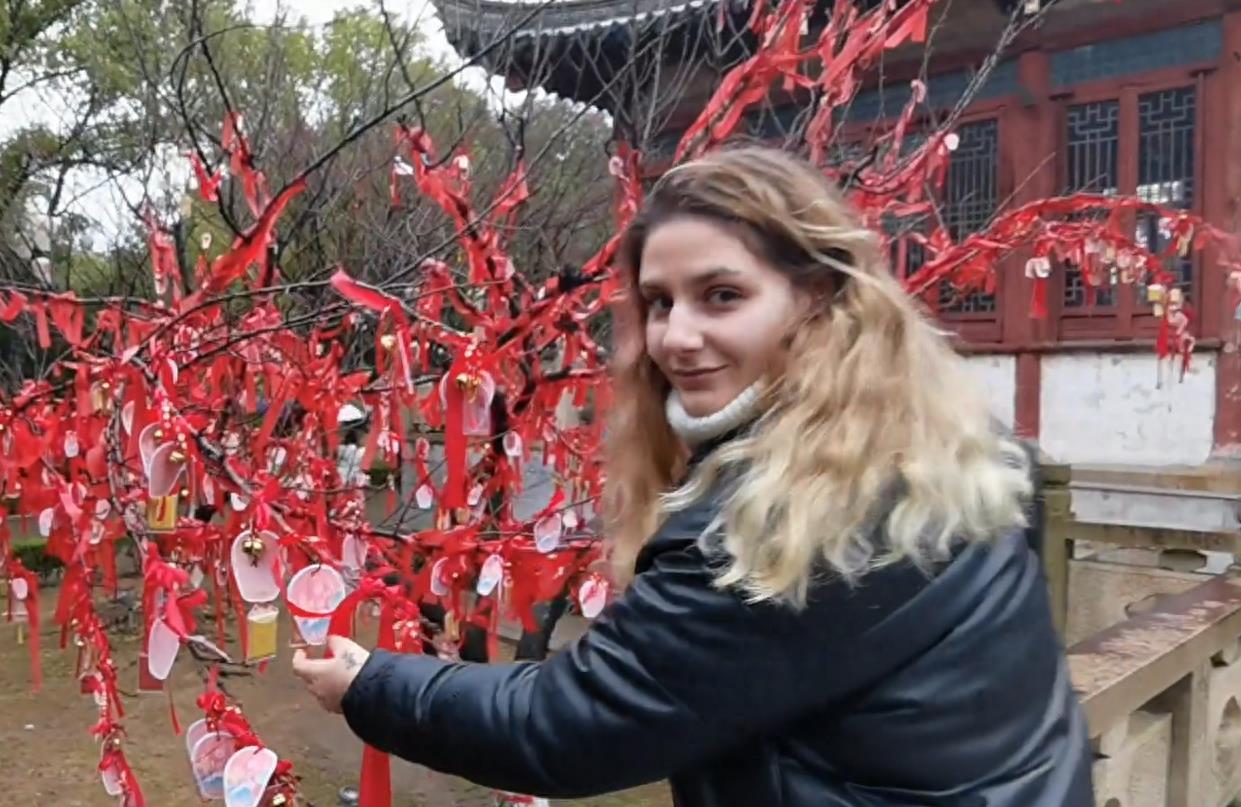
left=962, top=354, right=1016, bottom=430
left=1040, top=352, right=1216, bottom=466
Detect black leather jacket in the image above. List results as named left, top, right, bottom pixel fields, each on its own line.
left=342, top=484, right=1093, bottom=806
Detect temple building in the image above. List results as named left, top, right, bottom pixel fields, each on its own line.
left=436, top=0, right=1241, bottom=469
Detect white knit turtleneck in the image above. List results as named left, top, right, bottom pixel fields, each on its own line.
left=665, top=382, right=763, bottom=448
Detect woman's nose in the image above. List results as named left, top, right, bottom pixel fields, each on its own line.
left=662, top=305, right=704, bottom=353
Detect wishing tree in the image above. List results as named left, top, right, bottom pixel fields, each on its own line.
left=2, top=1, right=1238, bottom=806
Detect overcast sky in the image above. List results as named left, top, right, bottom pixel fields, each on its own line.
left=7, top=0, right=506, bottom=248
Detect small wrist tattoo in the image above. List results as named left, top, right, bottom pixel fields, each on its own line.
left=343, top=651, right=359, bottom=671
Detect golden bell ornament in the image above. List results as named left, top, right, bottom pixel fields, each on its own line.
left=455, top=372, right=481, bottom=398
left=379, top=334, right=397, bottom=351
left=242, top=534, right=266, bottom=562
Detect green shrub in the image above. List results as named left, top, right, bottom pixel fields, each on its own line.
left=367, top=460, right=398, bottom=489
left=11, top=538, right=64, bottom=582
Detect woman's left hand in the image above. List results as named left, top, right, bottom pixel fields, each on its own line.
left=292, top=635, right=370, bottom=714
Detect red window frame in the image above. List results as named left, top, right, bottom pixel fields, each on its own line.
left=840, top=101, right=1011, bottom=344
left=1050, top=69, right=1206, bottom=342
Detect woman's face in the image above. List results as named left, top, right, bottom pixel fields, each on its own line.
left=639, top=216, right=806, bottom=418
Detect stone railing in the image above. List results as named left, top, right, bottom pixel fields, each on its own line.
left=1047, top=464, right=1241, bottom=806
left=1068, top=577, right=1241, bottom=807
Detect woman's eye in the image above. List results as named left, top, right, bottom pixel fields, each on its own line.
left=646, top=297, right=671, bottom=315
left=705, top=288, right=742, bottom=306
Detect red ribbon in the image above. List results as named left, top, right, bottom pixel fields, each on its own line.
left=8, top=560, right=40, bottom=690
left=329, top=575, right=397, bottom=807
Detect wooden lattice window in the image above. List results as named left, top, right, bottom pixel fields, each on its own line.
left=1135, top=86, right=1196, bottom=301
left=937, top=118, right=1000, bottom=314
left=1063, top=99, right=1120, bottom=311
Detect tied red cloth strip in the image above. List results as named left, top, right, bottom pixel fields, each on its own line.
left=330, top=575, right=398, bottom=807
left=441, top=367, right=468, bottom=511
left=7, top=559, right=41, bottom=690
left=187, top=152, right=223, bottom=202
left=330, top=269, right=415, bottom=395
left=195, top=687, right=299, bottom=799
left=95, top=720, right=146, bottom=807
left=141, top=546, right=209, bottom=731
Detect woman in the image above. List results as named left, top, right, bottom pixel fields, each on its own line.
left=294, top=146, right=1093, bottom=806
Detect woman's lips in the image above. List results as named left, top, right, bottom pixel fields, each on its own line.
left=672, top=367, right=725, bottom=389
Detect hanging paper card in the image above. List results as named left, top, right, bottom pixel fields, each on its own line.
left=579, top=576, right=609, bottom=619
left=230, top=492, right=248, bottom=512
left=564, top=510, right=579, bottom=531
left=476, top=554, right=503, bottom=597
left=185, top=719, right=209, bottom=760
left=121, top=401, right=135, bottom=435
left=64, top=431, right=79, bottom=458
left=138, top=423, right=160, bottom=473
left=10, top=577, right=28, bottom=623
left=223, top=746, right=278, bottom=807
left=468, top=483, right=484, bottom=507
left=147, top=617, right=180, bottom=680
left=230, top=531, right=280, bottom=603
left=503, top=432, right=522, bottom=458
left=146, top=493, right=179, bottom=532
left=85, top=671, right=107, bottom=707
left=137, top=601, right=164, bottom=693
left=415, top=484, right=434, bottom=510
left=38, top=507, right=53, bottom=537
left=430, top=558, right=450, bottom=597
left=441, top=371, right=496, bottom=437
left=148, top=443, right=187, bottom=497
left=244, top=604, right=279, bottom=663
left=101, top=746, right=124, bottom=796
left=341, top=534, right=366, bottom=572
left=266, top=445, right=287, bottom=474
left=191, top=731, right=236, bottom=800
left=286, top=565, right=346, bottom=647
left=534, top=514, right=562, bottom=554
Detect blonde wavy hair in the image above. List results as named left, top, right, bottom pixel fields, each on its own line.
left=603, top=146, right=1032, bottom=606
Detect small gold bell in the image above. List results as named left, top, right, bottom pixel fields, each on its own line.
left=169, top=450, right=186, bottom=464
left=455, top=373, right=481, bottom=398
left=242, top=535, right=266, bottom=565
left=379, top=334, right=397, bottom=351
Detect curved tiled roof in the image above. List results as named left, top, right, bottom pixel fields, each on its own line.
left=434, top=0, right=726, bottom=47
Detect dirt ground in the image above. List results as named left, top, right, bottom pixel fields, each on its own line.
left=0, top=585, right=672, bottom=807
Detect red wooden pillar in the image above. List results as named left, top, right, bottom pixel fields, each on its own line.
left=1004, top=49, right=1057, bottom=440
left=1210, top=13, right=1241, bottom=456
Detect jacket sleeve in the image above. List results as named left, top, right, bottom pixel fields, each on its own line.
left=340, top=544, right=915, bottom=798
